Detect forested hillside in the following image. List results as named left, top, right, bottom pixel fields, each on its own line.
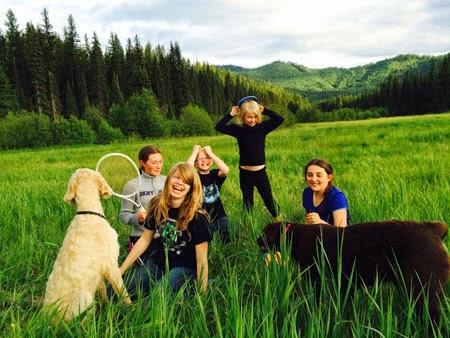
left=318, top=53, right=450, bottom=116
left=220, top=55, right=439, bottom=101
left=0, top=9, right=312, bottom=149
left=1, top=8, right=448, bottom=150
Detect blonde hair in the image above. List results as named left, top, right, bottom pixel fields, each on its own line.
left=237, top=100, right=264, bottom=126
left=146, top=162, right=205, bottom=232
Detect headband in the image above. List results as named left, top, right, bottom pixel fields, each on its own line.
left=237, top=95, right=258, bottom=107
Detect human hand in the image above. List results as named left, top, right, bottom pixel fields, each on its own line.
left=203, top=145, right=213, bottom=157
left=136, top=210, right=148, bottom=224
left=305, top=212, right=322, bottom=224
left=193, top=144, right=201, bottom=152
left=230, top=106, right=239, bottom=116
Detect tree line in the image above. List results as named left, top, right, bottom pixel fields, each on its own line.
left=317, top=54, right=450, bottom=116
left=1, top=8, right=448, bottom=150
left=0, top=9, right=314, bottom=149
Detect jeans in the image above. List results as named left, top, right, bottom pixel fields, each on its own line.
left=125, top=257, right=196, bottom=298
left=208, top=216, right=231, bottom=243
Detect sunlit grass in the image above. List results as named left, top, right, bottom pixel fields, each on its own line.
left=0, top=113, right=449, bottom=336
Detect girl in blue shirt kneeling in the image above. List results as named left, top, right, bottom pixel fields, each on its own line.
left=302, top=158, right=350, bottom=227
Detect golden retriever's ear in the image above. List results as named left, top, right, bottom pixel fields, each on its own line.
left=97, top=173, right=113, bottom=199
left=64, top=177, right=77, bottom=203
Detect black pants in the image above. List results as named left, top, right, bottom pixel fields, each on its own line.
left=239, top=167, right=278, bottom=217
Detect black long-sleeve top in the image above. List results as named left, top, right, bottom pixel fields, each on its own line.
left=215, top=108, right=284, bottom=166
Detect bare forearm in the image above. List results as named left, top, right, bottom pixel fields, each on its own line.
left=187, top=145, right=201, bottom=166
left=209, top=153, right=229, bottom=176
left=197, top=261, right=208, bottom=291
left=120, top=232, right=151, bottom=274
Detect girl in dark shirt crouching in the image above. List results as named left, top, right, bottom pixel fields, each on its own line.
left=120, top=163, right=210, bottom=297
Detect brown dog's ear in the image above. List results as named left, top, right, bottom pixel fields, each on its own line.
left=259, top=222, right=282, bottom=250
left=96, top=172, right=113, bottom=199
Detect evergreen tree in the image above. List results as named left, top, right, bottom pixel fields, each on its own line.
left=0, top=64, right=17, bottom=116
left=109, top=71, right=124, bottom=105
left=4, top=9, right=32, bottom=110
left=87, top=32, right=107, bottom=112
left=24, top=22, right=49, bottom=115
left=153, top=44, right=173, bottom=116
left=0, top=31, right=7, bottom=68
left=105, top=33, right=125, bottom=106
left=65, top=80, right=77, bottom=115
left=41, top=8, right=61, bottom=118
left=60, top=15, right=86, bottom=117
left=168, top=42, right=190, bottom=116
left=124, top=36, right=148, bottom=98
left=436, top=54, right=450, bottom=111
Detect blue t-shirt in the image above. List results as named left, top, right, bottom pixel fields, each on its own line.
left=302, top=186, right=350, bottom=225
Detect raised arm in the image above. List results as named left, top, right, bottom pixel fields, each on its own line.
left=262, top=108, right=284, bottom=133
left=215, top=106, right=240, bottom=136
left=187, top=145, right=202, bottom=167
left=203, top=146, right=229, bottom=177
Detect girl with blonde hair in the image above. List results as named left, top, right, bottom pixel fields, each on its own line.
left=120, top=162, right=210, bottom=295
left=215, top=96, right=284, bottom=221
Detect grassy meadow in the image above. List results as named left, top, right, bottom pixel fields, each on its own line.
left=0, top=113, right=449, bottom=337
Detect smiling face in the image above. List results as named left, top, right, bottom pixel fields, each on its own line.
left=243, top=112, right=258, bottom=127
left=169, top=169, right=191, bottom=205
left=140, top=152, right=163, bottom=176
left=195, top=150, right=212, bottom=173
left=305, top=164, right=332, bottom=195
left=239, top=100, right=262, bottom=127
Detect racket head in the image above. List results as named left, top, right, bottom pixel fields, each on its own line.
left=95, top=153, right=142, bottom=201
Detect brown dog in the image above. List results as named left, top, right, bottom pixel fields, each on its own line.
left=257, top=220, right=449, bottom=321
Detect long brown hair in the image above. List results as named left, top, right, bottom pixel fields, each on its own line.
left=146, top=162, right=205, bottom=232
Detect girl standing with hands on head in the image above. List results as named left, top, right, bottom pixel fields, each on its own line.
left=215, top=96, right=284, bottom=221
left=120, top=163, right=210, bottom=296
left=302, top=158, right=350, bottom=227
left=119, top=145, right=166, bottom=252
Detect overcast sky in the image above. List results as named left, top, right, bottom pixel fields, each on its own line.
left=1, top=0, right=449, bottom=68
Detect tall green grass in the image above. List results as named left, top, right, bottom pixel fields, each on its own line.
left=1, top=113, right=449, bottom=336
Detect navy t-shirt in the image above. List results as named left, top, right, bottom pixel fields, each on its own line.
left=199, top=169, right=227, bottom=221
left=144, top=208, right=211, bottom=270
left=302, top=186, right=350, bottom=225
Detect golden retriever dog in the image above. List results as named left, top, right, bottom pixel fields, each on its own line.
left=257, top=220, right=449, bottom=321
left=43, top=168, right=131, bottom=322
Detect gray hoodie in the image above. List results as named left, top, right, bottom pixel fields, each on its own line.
left=119, top=172, right=166, bottom=237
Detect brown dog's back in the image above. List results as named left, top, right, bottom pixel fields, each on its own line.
left=258, top=220, right=450, bottom=321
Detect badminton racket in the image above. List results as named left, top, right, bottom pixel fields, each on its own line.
left=95, top=152, right=145, bottom=212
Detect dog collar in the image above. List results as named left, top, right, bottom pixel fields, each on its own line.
left=285, top=223, right=293, bottom=233
left=77, top=211, right=106, bottom=219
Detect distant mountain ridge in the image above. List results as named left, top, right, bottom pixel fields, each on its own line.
left=219, top=54, right=442, bottom=101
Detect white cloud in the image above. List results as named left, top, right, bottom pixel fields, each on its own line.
left=1, top=0, right=449, bottom=68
